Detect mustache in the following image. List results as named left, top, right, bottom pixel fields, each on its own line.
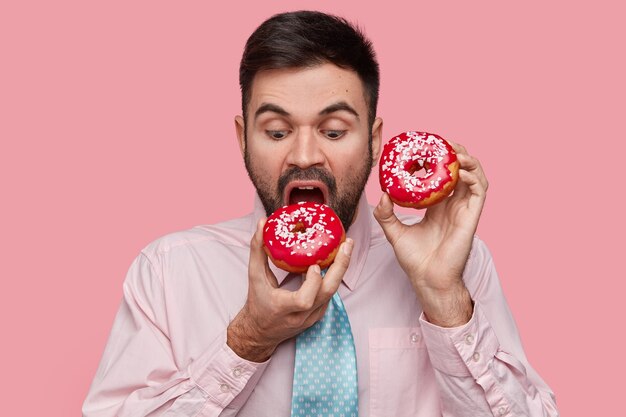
left=278, top=166, right=337, bottom=195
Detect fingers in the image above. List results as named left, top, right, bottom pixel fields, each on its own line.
left=294, top=238, right=354, bottom=310
left=456, top=153, right=488, bottom=191
left=290, top=264, right=323, bottom=311
left=249, top=217, right=278, bottom=288
left=294, top=239, right=353, bottom=326
left=301, top=302, right=330, bottom=329
left=450, top=142, right=488, bottom=189
left=243, top=221, right=354, bottom=345
left=321, top=238, right=353, bottom=297
left=446, top=142, right=488, bottom=205
left=275, top=238, right=353, bottom=314
left=373, top=193, right=406, bottom=245
left=459, top=166, right=479, bottom=188
left=458, top=168, right=487, bottom=208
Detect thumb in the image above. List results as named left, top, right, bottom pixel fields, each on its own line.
left=373, top=193, right=405, bottom=245
left=249, top=217, right=278, bottom=288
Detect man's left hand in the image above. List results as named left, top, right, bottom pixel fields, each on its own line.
left=373, top=143, right=488, bottom=327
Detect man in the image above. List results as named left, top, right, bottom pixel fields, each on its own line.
left=83, top=11, right=557, bottom=417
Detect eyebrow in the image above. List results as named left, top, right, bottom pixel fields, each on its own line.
left=253, top=101, right=360, bottom=121
left=319, top=101, right=360, bottom=119
left=254, top=103, right=290, bottom=120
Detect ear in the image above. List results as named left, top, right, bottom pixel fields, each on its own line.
left=370, top=117, right=383, bottom=168
left=234, top=115, right=245, bottom=158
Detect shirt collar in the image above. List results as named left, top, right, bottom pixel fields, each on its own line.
left=251, top=193, right=372, bottom=291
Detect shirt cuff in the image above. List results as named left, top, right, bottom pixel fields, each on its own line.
left=189, top=339, right=270, bottom=408
left=419, top=303, right=500, bottom=378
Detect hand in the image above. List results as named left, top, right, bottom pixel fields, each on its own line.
left=227, top=218, right=354, bottom=362
left=373, top=143, right=488, bottom=327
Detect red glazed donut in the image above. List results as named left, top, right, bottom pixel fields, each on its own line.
left=263, top=202, right=346, bottom=274
left=379, top=131, right=460, bottom=209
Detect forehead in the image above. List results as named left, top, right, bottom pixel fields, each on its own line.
left=248, top=63, right=368, bottom=118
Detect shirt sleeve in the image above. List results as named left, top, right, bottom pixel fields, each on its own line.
left=419, top=237, right=559, bottom=417
left=82, top=253, right=268, bottom=417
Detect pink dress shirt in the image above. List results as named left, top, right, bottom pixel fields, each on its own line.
left=83, top=193, right=558, bottom=416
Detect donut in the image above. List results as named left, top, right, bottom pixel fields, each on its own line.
left=379, top=131, right=460, bottom=209
left=263, top=202, right=346, bottom=274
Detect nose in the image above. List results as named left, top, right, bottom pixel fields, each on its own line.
left=285, top=128, right=326, bottom=170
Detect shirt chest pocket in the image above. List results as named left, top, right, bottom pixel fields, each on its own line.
left=369, top=328, right=440, bottom=417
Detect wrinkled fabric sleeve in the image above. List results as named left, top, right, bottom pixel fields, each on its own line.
left=82, top=253, right=268, bottom=417
left=420, top=238, right=558, bottom=417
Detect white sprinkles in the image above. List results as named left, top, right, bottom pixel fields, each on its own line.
left=380, top=131, right=452, bottom=197
left=266, top=202, right=338, bottom=252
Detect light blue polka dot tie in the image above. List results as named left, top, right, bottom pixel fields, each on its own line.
left=291, top=270, right=358, bottom=417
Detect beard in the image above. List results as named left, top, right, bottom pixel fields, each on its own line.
left=244, top=143, right=373, bottom=232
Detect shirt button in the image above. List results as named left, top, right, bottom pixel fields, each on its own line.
left=410, top=333, right=420, bottom=343
left=498, top=406, right=508, bottom=415
left=465, top=334, right=474, bottom=345
left=472, top=352, right=481, bottom=362
left=232, top=367, right=243, bottom=378
left=219, top=383, right=230, bottom=393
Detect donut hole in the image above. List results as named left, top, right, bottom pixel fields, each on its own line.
left=407, top=161, right=430, bottom=178
left=292, top=222, right=307, bottom=234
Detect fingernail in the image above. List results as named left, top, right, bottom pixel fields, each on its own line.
left=312, top=264, right=321, bottom=274
left=343, top=238, right=354, bottom=256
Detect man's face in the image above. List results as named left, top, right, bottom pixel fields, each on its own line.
left=235, top=63, right=382, bottom=231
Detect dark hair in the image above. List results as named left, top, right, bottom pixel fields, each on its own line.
left=239, top=10, right=380, bottom=128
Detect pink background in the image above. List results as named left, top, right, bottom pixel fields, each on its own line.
left=1, top=1, right=624, bottom=415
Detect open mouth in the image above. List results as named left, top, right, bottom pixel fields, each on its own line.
left=285, top=182, right=329, bottom=206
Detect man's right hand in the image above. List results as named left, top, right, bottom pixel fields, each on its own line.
left=227, top=218, right=353, bottom=362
